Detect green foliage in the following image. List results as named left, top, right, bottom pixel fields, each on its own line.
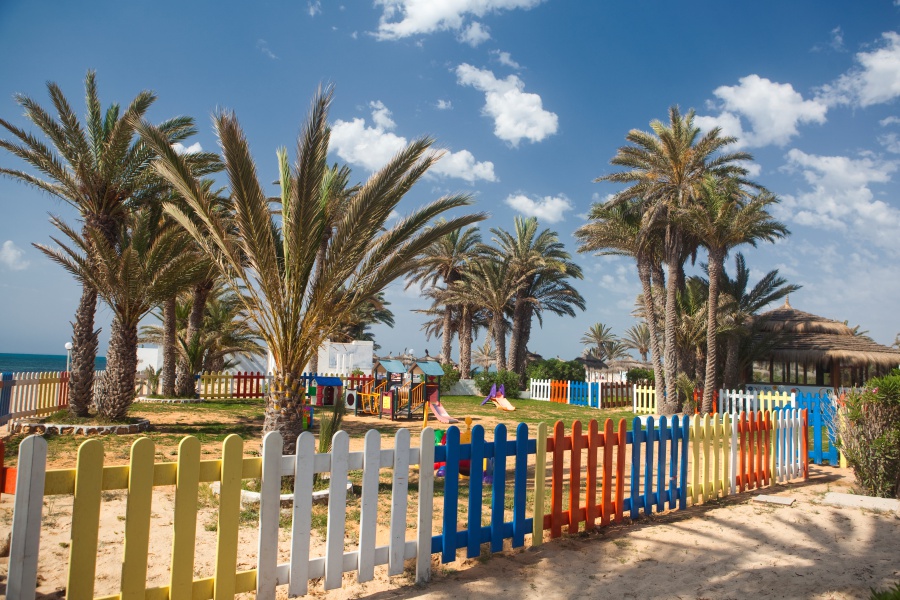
left=473, top=370, right=521, bottom=399
left=834, top=374, right=900, bottom=499
left=525, top=358, right=586, bottom=382
left=440, top=363, right=461, bottom=393
left=870, top=582, right=900, bottom=600
left=626, top=368, right=654, bottom=384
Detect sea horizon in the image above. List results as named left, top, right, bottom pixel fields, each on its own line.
left=0, top=352, right=107, bottom=374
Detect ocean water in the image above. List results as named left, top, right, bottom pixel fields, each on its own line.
left=0, top=353, right=107, bottom=373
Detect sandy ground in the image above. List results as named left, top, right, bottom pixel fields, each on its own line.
left=0, top=465, right=898, bottom=599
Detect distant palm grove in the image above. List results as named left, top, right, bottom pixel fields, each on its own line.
left=0, top=72, right=794, bottom=448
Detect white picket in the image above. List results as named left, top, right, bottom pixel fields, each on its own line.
left=289, top=431, right=316, bottom=597
left=324, top=431, right=350, bottom=590
left=357, top=429, right=381, bottom=582
left=389, top=428, right=411, bottom=576
left=416, top=428, right=435, bottom=584
left=6, top=435, right=47, bottom=600
left=256, top=431, right=282, bottom=596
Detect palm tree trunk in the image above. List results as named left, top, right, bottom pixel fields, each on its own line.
left=637, top=255, right=666, bottom=407
left=161, top=296, right=177, bottom=396
left=263, top=369, right=306, bottom=455
left=507, top=291, right=527, bottom=372
left=176, top=279, right=213, bottom=397
left=441, top=305, right=454, bottom=364
left=493, top=316, right=506, bottom=369
left=663, top=228, right=682, bottom=414
left=68, top=283, right=100, bottom=417
left=97, top=316, right=138, bottom=421
left=702, top=250, right=724, bottom=413
left=459, top=306, right=473, bottom=378
left=723, top=336, right=741, bottom=389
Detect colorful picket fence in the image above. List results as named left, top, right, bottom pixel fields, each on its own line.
left=5, top=409, right=809, bottom=598
left=718, top=388, right=796, bottom=414
left=0, top=371, right=70, bottom=430
left=795, top=392, right=839, bottom=465
left=529, top=379, right=634, bottom=409
left=633, top=385, right=657, bottom=414
left=193, top=372, right=375, bottom=400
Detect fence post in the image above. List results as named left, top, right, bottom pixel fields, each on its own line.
left=7, top=435, right=47, bottom=600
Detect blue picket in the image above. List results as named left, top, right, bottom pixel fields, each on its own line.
left=796, top=393, right=839, bottom=465
left=512, top=422, right=529, bottom=547
left=0, top=373, right=12, bottom=420
left=466, top=425, right=485, bottom=559
left=630, top=418, right=643, bottom=520
left=490, top=425, right=507, bottom=552
left=441, top=425, right=461, bottom=562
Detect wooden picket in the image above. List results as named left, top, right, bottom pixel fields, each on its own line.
left=632, top=385, right=657, bottom=414
left=0, top=371, right=71, bottom=429
left=549, top=380, right=568, bottom=404
left=529, top=378, right=551, bottom=401
left=795, top=393, right=839, bottom=465
left=687, top=414, right=731, bottom=505
left=598, top=381, right=632, bottom=409
left=568, top=381, right=590, bottom=406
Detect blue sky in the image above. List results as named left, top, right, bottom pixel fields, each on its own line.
left=2, top=1, right=899, bottom=362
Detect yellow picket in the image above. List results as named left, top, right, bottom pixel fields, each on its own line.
left=169, top=436, right=201, bottom=600
left=67, top=438, right=105, bottom=600
left=213, top=434, right=244, bottom=600
left=121, top=438, right=156, bottom=600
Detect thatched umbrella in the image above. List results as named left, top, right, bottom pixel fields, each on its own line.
left=753, top=298, right=900, bottom=387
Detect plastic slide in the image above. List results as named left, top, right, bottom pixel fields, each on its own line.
left=492, top=396, right=516, bottom=411
left=429, top=399, right=459, bottom=424
left=480, top=383, right=498, bottom=406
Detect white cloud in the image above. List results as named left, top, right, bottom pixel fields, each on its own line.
left=455, top=64, right=558, bottom=146
left=812, top=26, right=845, bottom=53
left=878, top=132, right=900, bottom=153
left=741, top=161, right=762, bottom=177
left=0, top=241, right=29, bottom=271
left=374, top=0, right=543, bottom=41
left=777, top=149, right=900, bottom=255
left=880, top=116, right=900, bottom=126
left=330, top=101, right=496, bottom=183
left=491, top=49, right=521, bottom=69
left=819, top=31, right=900, bottom=107
left=256, top=39, right=278, bottom=60
left=436, top=99, right=452, bottom=110
left=172, top=142, right=203, bottom=155
left=697, top=75, right=827, bottom=148
left=308, top=1, right=321, bottom=16
left=458, top=21, right=490, bottom=46
left=504, top=193, right=572, bottom=223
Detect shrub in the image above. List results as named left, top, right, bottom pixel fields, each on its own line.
left=833, top=374, right=900, bottom=499
left=626, top=367, right=654, bottom=384
left=440, top=363, right=461, bottom=393
left=525, top=358, right=585, bottom=382
left=473, top=369, right=521, bottom=399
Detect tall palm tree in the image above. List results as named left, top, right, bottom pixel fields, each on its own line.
left=35, top=209, right=204, bottom=419
left=406, top=223, right=482, bottom=366
left=136, top=87, right=485, bottom=452
left=714, top=253, right=800, bottom=388
left=472, top=339, right=496, bottom=371
left=623, top=323, right=651, bottom=362
left=679, top=175, right=788, bottom=412
left=487, top=217, right=583, bottom=377
left=596, top=106, right=755, bottom=414
left=575, top=199, right=666, bottom=403
left=0, top=71, right=204, bottom=416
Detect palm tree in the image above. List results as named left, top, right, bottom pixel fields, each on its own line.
left=596, top=106, right=756, bottom=414
left=136, top=87, right=485, bottom=452
left=35, top=209, right=204, bottom=419
left=472, top=339, right=496, bottom=372
left=623, top=323, right=651, bottom=362
left=580, top=323, right=617, bottom=361
left=406, top=223, right=482, bottom=366
left=0, top=71, right=204, bottom=416
left=447, top=256, right=523, bottom=369
left=575, top=199, right=666, bottom=403
left=679, top=175, right=788, bottom=412
left=487, top=217, right=583, bottom=377
left=714, top=253, right=800, bottom=388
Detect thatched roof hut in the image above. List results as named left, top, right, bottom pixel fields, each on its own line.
left=753, top=298, right=900, bottom=387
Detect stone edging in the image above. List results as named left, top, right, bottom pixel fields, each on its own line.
left=135, top=397, right=204, bottom=404
left=12, top=418, right=152, bottom=436
left=210, top=480, right=354, bottom=506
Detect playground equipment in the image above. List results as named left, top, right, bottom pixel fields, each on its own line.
left=434, top=417, right=493, bottom=483
left=355, top=378, right=386, bottom=416
left=481, top=383, right=516, bottom=411
left=312, top=375, right=343, bottom=407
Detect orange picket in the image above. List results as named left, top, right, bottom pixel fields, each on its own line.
left=568, top=420, right=583, bottom=533
left=586, top=420, right=599, bottom=528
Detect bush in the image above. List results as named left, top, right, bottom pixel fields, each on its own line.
left=525, top=358, right=585, bottom=382
left=440, top=363, right=461, bottom=393
left=473, top=369, right=521, bottom=399
left=834, top=374, right=900, bottom=499
left=626, top=367, right=654, bottom=384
